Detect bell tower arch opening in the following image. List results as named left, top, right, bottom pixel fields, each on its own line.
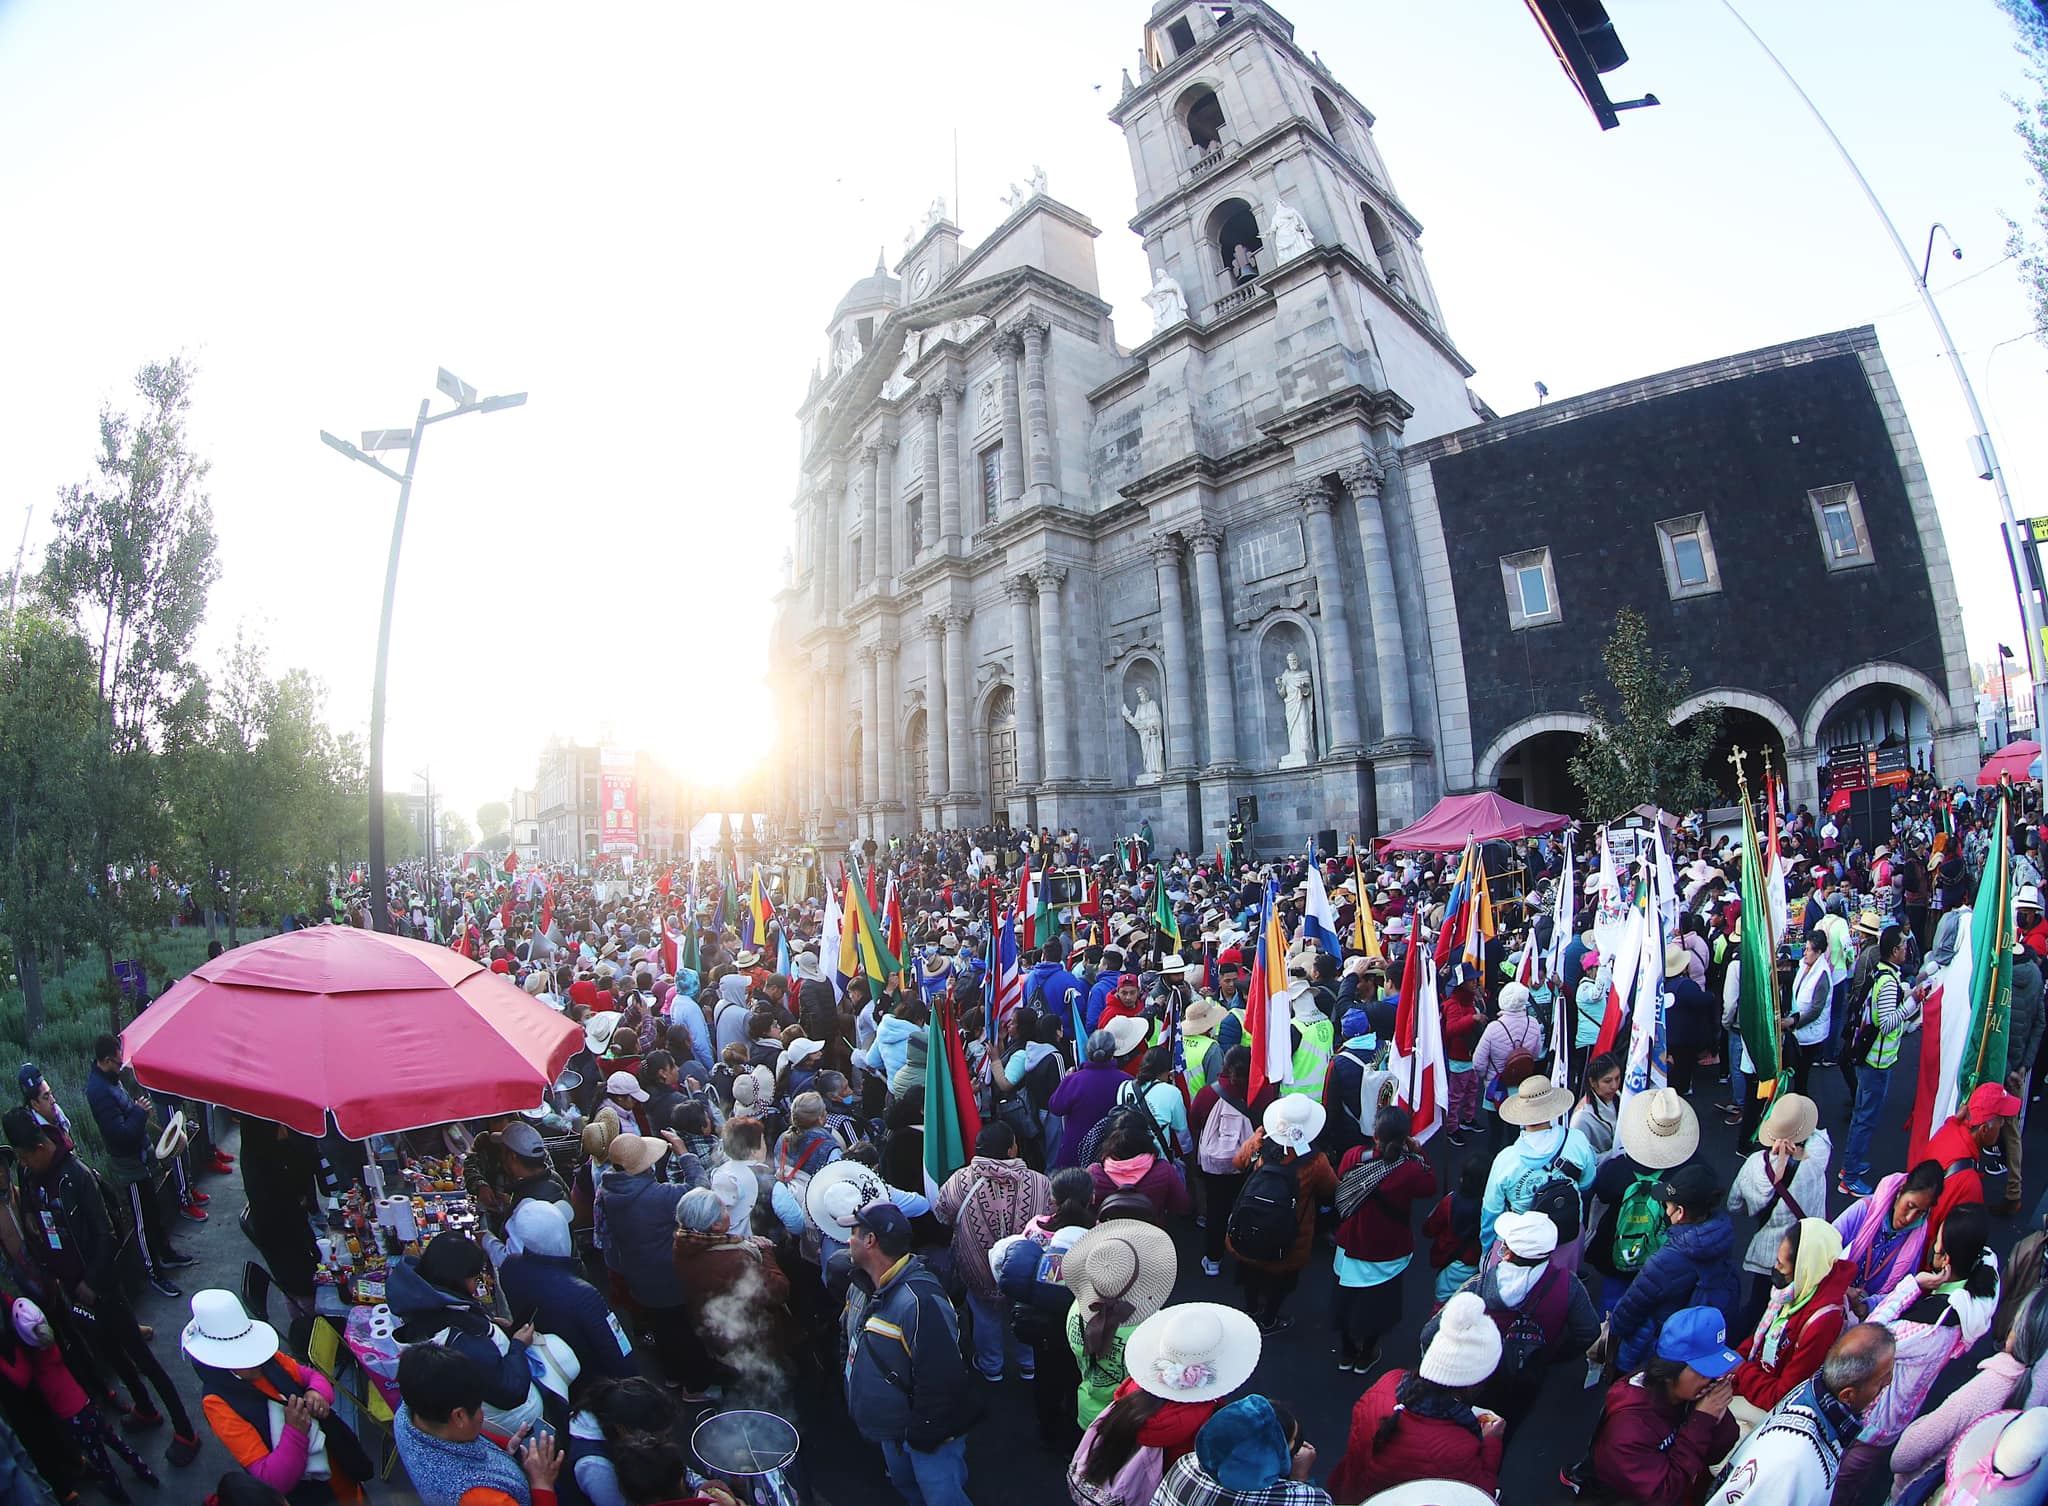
left=1208, top=198, right=1263, bottom=289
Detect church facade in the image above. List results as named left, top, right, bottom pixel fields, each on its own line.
left=768, top=0, right=1978, bottom=855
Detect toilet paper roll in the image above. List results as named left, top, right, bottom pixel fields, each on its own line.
left=389, top=1201, right=418, bottom=1241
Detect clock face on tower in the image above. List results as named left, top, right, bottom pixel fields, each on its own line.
left=913, top=265, right=931, bottom=297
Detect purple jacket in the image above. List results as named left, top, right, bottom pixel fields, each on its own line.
left=1048, top=1063, right=1128, bottom=1168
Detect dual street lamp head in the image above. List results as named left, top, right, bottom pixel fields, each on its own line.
left=321, top=367, right=528, bottom=473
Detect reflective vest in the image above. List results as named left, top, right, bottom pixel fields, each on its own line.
left=1864, top=962, right=1908, bottom=1070
left=1185, top=1034, right=1218, bottom=1097
left=1284, top=1016, right=1334, bottom=1098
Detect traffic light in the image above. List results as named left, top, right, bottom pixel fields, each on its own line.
left=1523, top=0, right=1659, bottom=130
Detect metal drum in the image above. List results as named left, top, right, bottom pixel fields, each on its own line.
left=690, top=1409, right=801, bottom=1506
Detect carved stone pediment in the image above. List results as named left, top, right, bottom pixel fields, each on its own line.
left=1231, top=577, right=1320, bottom=630
left=1104, top=628, right=1161, bottom=668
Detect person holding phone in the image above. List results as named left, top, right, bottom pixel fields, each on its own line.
left=1581, top=1306, right=1742, bottom=1505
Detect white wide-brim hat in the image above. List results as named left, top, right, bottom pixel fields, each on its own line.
left=155, top=1109, right=190, bottom=1161
left=805, top=1161, right=889, bottom=1235
left=1262, top=1095, right=1325, bottom=1151
left=1123, top=1302, right=1262, bottom=1404
left=1361, top=1483, right=1498, bottom=1506
left=1104, top=1016, right=1150, bottom=1056
left=181, top=1289, right=279, bottom=1371
left=584, top=1013, right=620, bottom=1055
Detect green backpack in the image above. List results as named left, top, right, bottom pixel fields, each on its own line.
left=1611, top=1170, right=1669, bottom=1274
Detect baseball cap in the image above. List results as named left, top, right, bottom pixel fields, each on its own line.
left=851, top=1199, right=912, bottom=1256
left=1652, top=1162, right=1720, bottom=1212
left=1966, top=1081, right=2025, bottom=1126
left=1655, top=1306, right=1743, bottom=1378
left=499, top=1121, right=547, bottom=1160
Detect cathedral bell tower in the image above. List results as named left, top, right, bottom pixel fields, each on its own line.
left=1109, top=0, right=1478, bottom=441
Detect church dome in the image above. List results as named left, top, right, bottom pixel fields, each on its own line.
left=834, top=252, right=900, bottom=321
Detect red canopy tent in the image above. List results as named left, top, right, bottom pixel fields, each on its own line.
left=1373, top=791, right=1571, bottom=853
left=1978, top=739, right=2040, bottom=787
left=123, top=927, right=582, bottom=1139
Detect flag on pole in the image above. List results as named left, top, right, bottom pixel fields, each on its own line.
left=1736, top=784, right=1784, bottom=1097
left=1388, top=913, right=1449, bottom=1142
left=749, top=869, right=773, bottom=953
left=1910, top=792, right=2015, bottom=1161
left=848, top=873, right=898, bottom=986
left=1549, top=832, right=1575, bottom=1089
left=821, top=883, right=847, bottom=1000
left=1151, top=865, right=1180, bottom=950
left=1349, top=841, right=1383, bottom=959
left=1461, top=853, right=1495, bottom=975
left=1301, top=855, right=1343, bottom=957
left=1243, top=881, right=1292, bottom=1091
left=1619, top=854, right=1671, bottom=1114
left=1435, top=846, right=1474, bottom=967
left=988, top=911, right=1024, bottom=1042
left=883, top=876, right=907, bottom=967
left=502, top=850, right=518, bottom=875
left=1016, top=861, right=1036, bottom=951
left=923, top=990, right=983, bottom=1199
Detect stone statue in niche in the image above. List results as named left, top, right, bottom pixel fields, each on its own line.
left=1269, top=201, right=1314, bottom=264
left=1274, top=650, right=1315, bottom=768
left=832, top=328, right=860, bottom=375
left=975, top=379, right=997, bottom=429
left=1143, top=267, right=1188, bottom=334
left=1122, top=685, right=1166, bottom=785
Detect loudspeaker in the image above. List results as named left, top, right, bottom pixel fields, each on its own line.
left=1316, top=829, right=1339, bottom=860
left=1238, top=795, right=1260, bottom=824
left=1044, top=870, right=1085, bottom=906
left=1843, top=787, right=1893, bottom=851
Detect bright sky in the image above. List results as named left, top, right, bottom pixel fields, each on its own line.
left=2, top=0, right=2043, bottom=824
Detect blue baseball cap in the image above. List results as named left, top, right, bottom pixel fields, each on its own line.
left=1655, top=1307, right=1743, bottom=1378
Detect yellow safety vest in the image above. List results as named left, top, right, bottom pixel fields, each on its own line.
left=1284, top=1017, right=1334, bottom=1098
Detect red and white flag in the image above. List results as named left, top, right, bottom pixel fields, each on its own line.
left=1388, top=921, right=1449, bottom=1142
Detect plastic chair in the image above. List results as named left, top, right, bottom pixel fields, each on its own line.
left=241, top=1261, right=273, bottom=1325
left=309, top=1316, right=398, bottom=1481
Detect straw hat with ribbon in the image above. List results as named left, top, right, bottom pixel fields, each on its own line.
left=1618, top=1086, right=1700, bottom=1169
left=805, top=1162, right=889, bottom=1236
left=1498, top=1074, right=1575, bottom=1127
left=1262, top=1095, right=1326, bottom=1152
left=1064, top=1219, right=1178, bottom=1359
left=1759, top=1092, right=1819, bottom=1158
left=1122, top=1301, right=1263, bottom=1404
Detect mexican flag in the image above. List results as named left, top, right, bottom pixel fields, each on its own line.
left=923, top=989, right=983, bottom=1197
left=1910, top=793, right=2015, bottom=1161
left=1387, top=913, right=1449, bottom=1142
left=1736, top=788, right=1784, bottom=1095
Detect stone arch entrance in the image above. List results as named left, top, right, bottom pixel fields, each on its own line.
left=986, top=686, right=1018, bottom=802
left=1474, top=713, right=1595, bottom=818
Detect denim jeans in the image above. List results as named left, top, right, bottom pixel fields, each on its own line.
left=878, top=1436, right=974, bottom=1506
left=1842, top=1061, right=1891, bottom=1179
left=964, top=1289, right=1027, bottom=1381
left=1825, top=980, right=1850, bottom=1057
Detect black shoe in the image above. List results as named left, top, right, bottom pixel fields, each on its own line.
left=164, top=1432, right=199, bottom=1468
left=158, top=1250, right=197, bottom=1269
left=120, top=1408, right=163, bottom=1434
left=147, top=1276, right=181, bottom=1300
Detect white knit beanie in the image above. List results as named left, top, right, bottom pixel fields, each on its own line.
left=1419, top=1291, right=1503, bottom=1388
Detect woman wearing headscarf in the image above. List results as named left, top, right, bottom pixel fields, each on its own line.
left=1833, top=1160, right=1944, bottom=1307
left=1726, top=1093, right=1833, bottom=1330
left=1729, top=1217, right=1854, bottom=1432
left=1890, top=1287, right=2048, bottom=1505
left=1838, top=1202, right=2002, bottom=1504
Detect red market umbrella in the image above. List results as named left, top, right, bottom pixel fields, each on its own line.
left=122, top=927, right=582, bottom=1139
left=1978, top=739, right=2040, bottom=787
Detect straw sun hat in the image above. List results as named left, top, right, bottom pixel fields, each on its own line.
left=1618, top=1086, right=1700, bottom=1169
left=1065, top=1219, right=1177, bottom=1352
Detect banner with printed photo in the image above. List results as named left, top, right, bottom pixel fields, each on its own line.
left=599, top=747, right=640, bottom=856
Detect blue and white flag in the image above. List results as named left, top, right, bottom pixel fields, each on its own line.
left=1301, top=854, right=1344, bottom=957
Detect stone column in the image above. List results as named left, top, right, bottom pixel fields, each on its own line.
left=1021, top=320, right=1056, bottom=500
left=923, top=614, right=949, bottom=810
left=916, top=394, right=942, bottom=559
left=857, top=646, right=879, bottom=807
left=937, top=382, right=964, bottom=547
left=820, top=487, right=842, bottom=621
left=1297, top=479, right=1365, bottom=756
left=807, top=673, right=826, bottom=815
left=858, top=447, right=880, bottom=586
left=943, top=607, right=973, bottom=804
left=874, top=438, right=897, bottom=582
left=875, top=642, right=900, bottom=812
left=1152, top=535, right=1198, bottom=775
left=1006, top=575, right=1042, bottom=786
left=823, top=647, right=848, bottom=814
left=1187, top=523, right=1239, bottom=770
left=997, top=330, right=1026, bottom=513
left=1339, top=456, right=1415, bottom=744
left=1034, top=565, right=1073, bottom=782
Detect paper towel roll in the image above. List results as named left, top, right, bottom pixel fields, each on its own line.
left=389, top=1200, right=418, bottom=1241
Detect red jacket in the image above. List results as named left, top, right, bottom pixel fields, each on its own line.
left=1332, top=1148, right=1436, bottom=1263
left=1734, top=1258, right=1855, bottom=1409
left=1925, top=1118, right=1987, bottom=1249
left=1326, top=1370, right=1502, bottom=1505
left=1590, top=1373, right=1738, bottom=1506
left=1441, top=989, right=1484, bottom=1063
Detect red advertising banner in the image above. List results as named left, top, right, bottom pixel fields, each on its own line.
left=599, top=748, right=639, bottom=856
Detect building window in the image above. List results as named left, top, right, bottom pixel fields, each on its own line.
left=1500, top=547, right=1562, bottom=629
left=1655, top=513, right=1722, bottom=600
left=1809, top=483, right=1875, bottom=570
left=1166, top=17, right=1197, bottom=55
left=1181, top=86, right=1226, bottom=151
left=980, top=446, right=1003, bottom=524
left=906, top=495, right=925, bottom=556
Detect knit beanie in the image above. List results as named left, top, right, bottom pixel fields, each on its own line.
left=1419, top=1291, right=1502, bottom=1388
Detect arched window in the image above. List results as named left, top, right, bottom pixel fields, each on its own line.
left=1312, top=88, right=1351, bottom=153
left=1208, top=198, right=1263, bottom=284
left=1360, top=204, right=1404, bottom=289
left=1180, top=86, right=1226, bottom=152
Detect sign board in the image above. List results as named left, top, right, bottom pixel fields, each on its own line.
left=599, top=747, right=640, bottom=856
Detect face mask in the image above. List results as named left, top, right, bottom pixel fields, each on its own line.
left=1771, top=1268, right=1794, bottom=1290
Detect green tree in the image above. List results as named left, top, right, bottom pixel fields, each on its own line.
left=382, top=794, right=423, bottom=866
left=1567, top=608, right=1721, bottom=821
left=39, top=357, right=218, bottom=1016
left=0, top=612, right=102, bottom=1034
left=438, top=809, right=474, bottom=858
left=2002, top=0, right=2048, bottom=341
left=476, top=800, right=510, bottom=838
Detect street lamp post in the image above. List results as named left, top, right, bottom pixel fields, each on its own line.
left=2001, top=644, right=2016, bottom=745
left=322, top=368, right=526, bottom=934
left=1724, top=4, right=2048, bottom=800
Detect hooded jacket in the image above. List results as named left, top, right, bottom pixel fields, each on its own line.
left=1326, top=1369, right=1502, bottom=1504
left=596, top=1166, right=688, bottom=1308
left=1610, top=1213, right=1742, bottom=1371
left=1590, top=1371, right=1737, bottom=1506
left=384, top=1259, right=534, bottom=1415
left=863, top=1015, right=922, bottom=1086
left=712, top=975, right=752, bottom=1055
left=496, top=1250, right=635, bottom=1383
left=1733, top=1257, right=1854, bottom=1411
left=841, top=1254, right=974, bottom=1448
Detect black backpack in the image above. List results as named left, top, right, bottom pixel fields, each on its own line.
left=1510, top=1143, right=1584, bottom=1244
left=1226, top=1155, right=1300, bottom=1263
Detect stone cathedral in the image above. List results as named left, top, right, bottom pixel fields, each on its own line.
left=768, top=0, right=1981, bottom=855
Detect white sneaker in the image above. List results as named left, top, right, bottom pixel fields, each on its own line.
left=1202, top=1258, right=1221, bottom=1277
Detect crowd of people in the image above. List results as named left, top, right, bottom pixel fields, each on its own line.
left=1, top=771, right=2046, bottom=1506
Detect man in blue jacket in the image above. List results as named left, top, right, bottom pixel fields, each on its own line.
left=84, top=1035, right=192, bottom=1297
left=1023, top=944, right=1086, bottom=1036
left=496, top=1201, right=636, bottom=1384
left=842, top=1201, right=975, bottom=1506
